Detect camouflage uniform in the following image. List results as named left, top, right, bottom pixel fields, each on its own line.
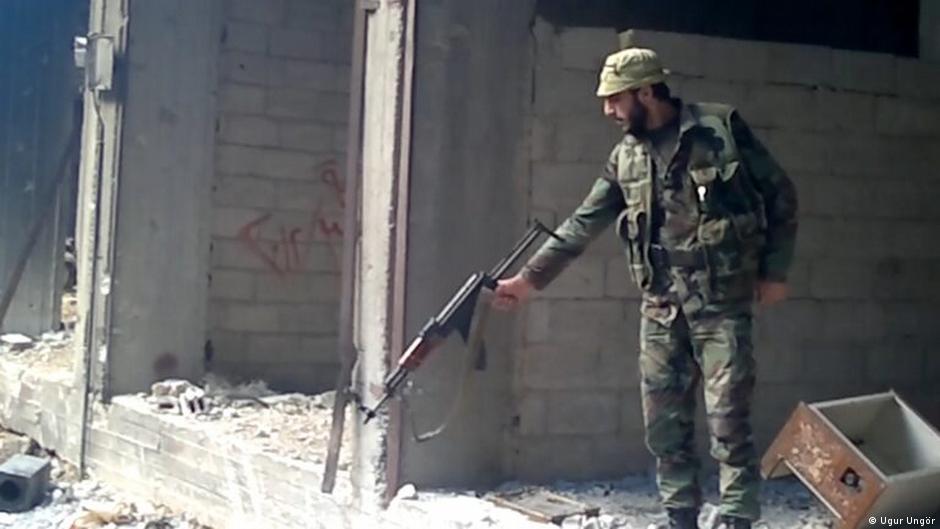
left=521, top=49, right=798, bottom=522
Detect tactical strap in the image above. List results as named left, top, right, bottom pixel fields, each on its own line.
left=405, top=290, right=492, bottom=443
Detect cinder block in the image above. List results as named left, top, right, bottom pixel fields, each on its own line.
left=604, top=257, right=641, bottom=300
left=247, top=334, right=302, bottom=362
left=820, top=301, right=885, bottom=343
left=523, top=303, right=635, bottom=389
left=815, top=90, right=876, bottom=133
left=273, top=179, right=320, bottom=211
left=873, top=258, right=935, bottom=300
left=217, top=145, right=322, bottom=180
left=831, top=49, right=897, bottom=94
left=211, top=206, right=264, bottom=238
left=213, top=175, right=277, bottom=209
left=277, top=303, right=338, bottom=334
left=255, top=272, right=339, bottom=303
left=783, top=258, right=811, bottom=300
left=211, top=238, right=272, bottom=271
left=765, top=42, right=833, bottom=87
left=510, top=435, right=596, bottom=482
left=220, top=303, right=280, bottom=332
left=0, top=455, right=50, bottom=513
left=220, top=51, right=282, bottom=86
left=529, top=116, right=555, bottom=163
left=827, top=134, right=892, bottom=178
left=799, top=342, right=866, bottom=384
left=209, top=269, right=255, bottom=301
left=866, top=336, right=927, bottom=385
left=219, top=115, right=279, bottom=148
left=223, top=21, right=267, bottom=53
left=524, top=299, right=624, bottom=349
left=530, top=161, right=603, bottom=212
left=557, top=27, right=618, bottom=71
left=532, top=67, right=600, bottom=117
left=737, top=85, right=818, bottom=131
left=755, top=299, right=824, bottom=348
left=677, top=78, right=747, bottom=108
left=617, top=387, right=643, bottom=434
left=299, top=336, right=338, bottom=363
left=875, top=97, right=940, bottom=137
left=760, top=130, right=829, bottom=174
left=553, top=115, right=621, bottom=163
left=535, top=256, right=606, bottom=299
left=897, top=58, right=940, bottom=101
left=227, top=0, right=285, bottom=26
left=808, top=259, right=874, bottom=300
left=218, top=83, right=265, bottom=114
left=269, top=29, right=347, bottom=63
left=277, top=122, right=334, bottom=153
left=265, top=88, right=349, bottom=123
left=701, top=37, right=769, bottom=83
left=590, top=434, right=651, bottom=476
left=514, top=391, right=548, bottom=435
left=280, top=60, right=349, bottom=93
left=206, top=329, right=248, bottom=364
left=332, top=126, right=348, bottom=153
left=751, top=341, right=803, bottom=384
left=628, top=30, right=707, bottom=78
left=283, top=0, right=341, bottom=32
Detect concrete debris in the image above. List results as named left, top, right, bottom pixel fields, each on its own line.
left=394, top=483, right=419, bottom=501
left=1, top=334, right=33, bottom=351
left=0, top=328, right=74, bottom=373
left=135, top=374, right=351, bottom=468
left=388, top=475, right=834, bottom=529
left=149, top=380, right=208, bottom=416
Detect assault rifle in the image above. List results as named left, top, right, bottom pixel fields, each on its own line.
left=359, top=220, right=563, bottom=423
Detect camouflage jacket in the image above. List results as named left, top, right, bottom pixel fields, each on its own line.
left=522, top=102, right=798, bottom=303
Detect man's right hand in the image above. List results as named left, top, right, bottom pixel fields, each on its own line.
left=492, top=273, right=534, bottom=311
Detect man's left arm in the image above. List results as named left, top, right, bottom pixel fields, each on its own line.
left=729, top=112, right=799, bottom=283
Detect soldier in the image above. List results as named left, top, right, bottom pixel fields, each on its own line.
left=494, top=48, right=798, bottom=529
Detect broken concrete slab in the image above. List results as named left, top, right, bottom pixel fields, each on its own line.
left=0, top=334, right=33, bottom=352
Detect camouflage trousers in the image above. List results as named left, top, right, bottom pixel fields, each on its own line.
left=639, top=303, right=760, bottom=520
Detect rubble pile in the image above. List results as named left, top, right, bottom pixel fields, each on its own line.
left=0, top=430, right=210, bottom=529
left=143, top=375, right=351, bottom=467
left=0, top=330, right=74, bottom=372
left=387, top=475, right=835, bottom=529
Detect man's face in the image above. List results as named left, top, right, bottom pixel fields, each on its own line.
left=603, top=90, right=648, bottom=135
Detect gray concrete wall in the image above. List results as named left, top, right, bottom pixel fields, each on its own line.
left=207, top=0, right=353, bottom=393
left=0, top=0, right=82, bottom=336
left=101, top=0, right=221, bottom=394
left=397, top=0, right=536, bottom=488
left=511, top=21, right=940, bottom=481
left=923, top=0, right=940, bottom=63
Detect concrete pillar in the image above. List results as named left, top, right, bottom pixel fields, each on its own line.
left=77, top=0, right=220, bottom=395
left=922, top=0, right=940, bottom=62
left=396, top=0, right=536, bottom=488
left=349, top=0, right=408, bottom=510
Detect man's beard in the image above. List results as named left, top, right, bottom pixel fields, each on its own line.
left=626, top=101, right=648, bottom=136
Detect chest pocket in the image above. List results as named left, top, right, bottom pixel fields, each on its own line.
left=613, top=143, right=654, bottom=290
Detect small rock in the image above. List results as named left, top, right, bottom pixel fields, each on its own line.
left=394, top=483, right=418, bottom=501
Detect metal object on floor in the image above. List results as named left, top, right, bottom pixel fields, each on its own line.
left=486, top=488, right=600, bottom=525
left=761, top=391, right=940, bottom=529
left=0, top=454, right=51, bottom=513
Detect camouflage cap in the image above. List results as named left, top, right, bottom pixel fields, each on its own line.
left=596, top=47, right=670, bottom=97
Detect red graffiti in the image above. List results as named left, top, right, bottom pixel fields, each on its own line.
left=236, top=160, right=345, bottom=276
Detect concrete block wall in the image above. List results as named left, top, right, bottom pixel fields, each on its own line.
left=512, top=20, right=940, bottom=481
left=208, top=0, right=353, bottom=392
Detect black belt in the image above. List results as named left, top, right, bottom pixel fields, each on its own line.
left=649, top=244, right=706, bottom=269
